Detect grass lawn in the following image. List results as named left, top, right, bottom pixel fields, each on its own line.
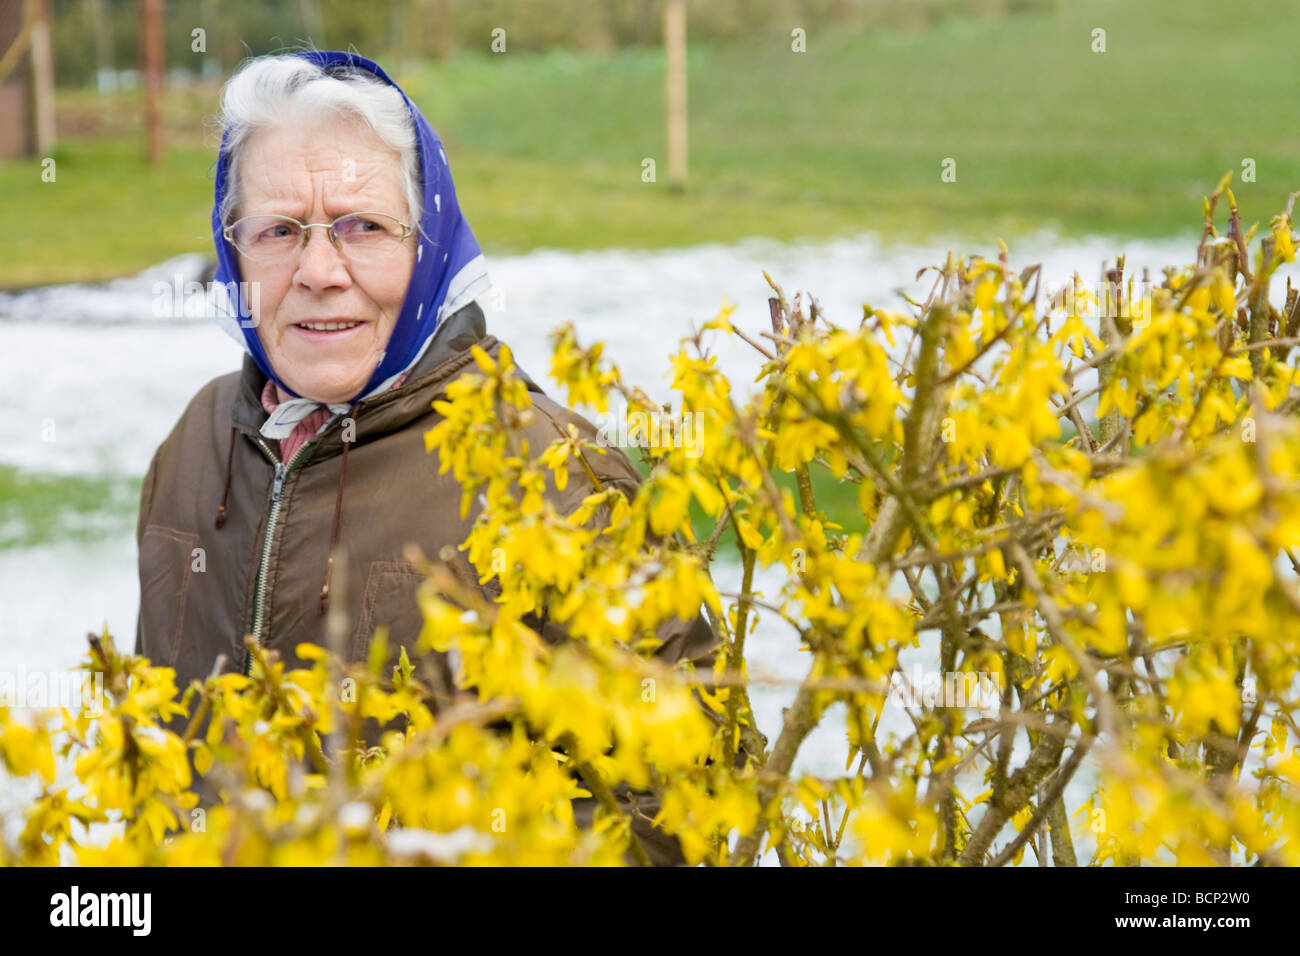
left=0, top=138, right=217, bottom=288
left=0, top=465, right=140, bottom=549
left=623, top=455, right=866, bottom=557
left=4, top=0, right=1300, bottom=286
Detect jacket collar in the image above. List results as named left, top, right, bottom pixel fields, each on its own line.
left=230, top=300, right=515, bottom=451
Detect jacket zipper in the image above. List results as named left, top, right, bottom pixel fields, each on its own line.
left=244, top=434, right=319, bottom=675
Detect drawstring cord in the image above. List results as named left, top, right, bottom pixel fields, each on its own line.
left=318, top=403, right=359, bottom=617
left=214, top=426, right=237, bottom=529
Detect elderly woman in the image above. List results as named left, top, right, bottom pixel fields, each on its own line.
left=134, top=50, right=722, bottom=865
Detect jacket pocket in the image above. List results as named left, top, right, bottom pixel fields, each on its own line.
left=137, top=524, right=200, bottom=669
left=354, top=560, right=499, bottom=712
left=353, top=561, right=457, bottom=684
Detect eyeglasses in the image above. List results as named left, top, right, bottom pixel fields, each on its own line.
left=223, top=211, right=414, bottom=265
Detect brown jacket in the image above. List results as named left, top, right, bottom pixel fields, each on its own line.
left=135, top=301, right=724, bottom=864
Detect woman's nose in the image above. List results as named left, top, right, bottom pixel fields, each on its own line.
left=294, top=225, right=351, bottom=288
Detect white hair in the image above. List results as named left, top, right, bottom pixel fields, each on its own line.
left=216, top=54, right=422, bottom=231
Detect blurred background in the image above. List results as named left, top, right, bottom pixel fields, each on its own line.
left=8, top=0, right=1300, bottom=285
left=3, top=0, right=1300, bottom=841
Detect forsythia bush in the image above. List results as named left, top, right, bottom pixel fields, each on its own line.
left=7, top=176, right=1300, bottom=865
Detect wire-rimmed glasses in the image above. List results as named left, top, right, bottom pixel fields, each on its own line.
left=223, top=211, right=414, bottom=265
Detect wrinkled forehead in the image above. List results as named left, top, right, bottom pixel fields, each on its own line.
left=235, top=117, right=407, bottom=217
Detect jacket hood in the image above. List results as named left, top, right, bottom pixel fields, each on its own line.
left=209, top=50, right=492, bottom=404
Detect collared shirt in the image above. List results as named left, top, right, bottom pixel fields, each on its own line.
left=260, top=374, right=408, bottom=462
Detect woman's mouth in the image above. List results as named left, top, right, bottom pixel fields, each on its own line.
left=293, top=320, right=364, bottom=337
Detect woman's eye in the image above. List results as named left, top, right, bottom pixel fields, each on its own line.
left=337, top=217, right=383, bottom=239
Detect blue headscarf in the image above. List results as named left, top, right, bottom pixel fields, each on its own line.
left=209, top=50, right=490, bottom=416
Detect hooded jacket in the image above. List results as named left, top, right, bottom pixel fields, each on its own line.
left=135, top=300, right=726, bottom=865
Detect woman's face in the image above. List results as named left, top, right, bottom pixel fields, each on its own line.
left=234, top=115, right=415, bottom=404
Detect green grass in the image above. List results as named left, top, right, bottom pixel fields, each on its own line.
left=626, top=456, right=866, bottom=554
left=398, top=1, right=1300, bottom=247
left=0, top=139, right=216, bottom=287
left=0, top=466, right=140, bottom=549
left=5, top=0, right=1300, bottom=286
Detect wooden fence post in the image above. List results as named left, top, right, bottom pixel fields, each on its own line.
left=665, top=0, right=687, bottom=192
left=141, top=0, right=163, bottom=165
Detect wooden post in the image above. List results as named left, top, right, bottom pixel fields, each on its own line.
left=664, top=0, right=687, bottom=192
left=87, top=0, right=112, bottom=92
left=27, top=0, right=52, bottom=155
left=0, top=0, right=33, bottom=159
left=141, top=0, right=163, bottom=165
